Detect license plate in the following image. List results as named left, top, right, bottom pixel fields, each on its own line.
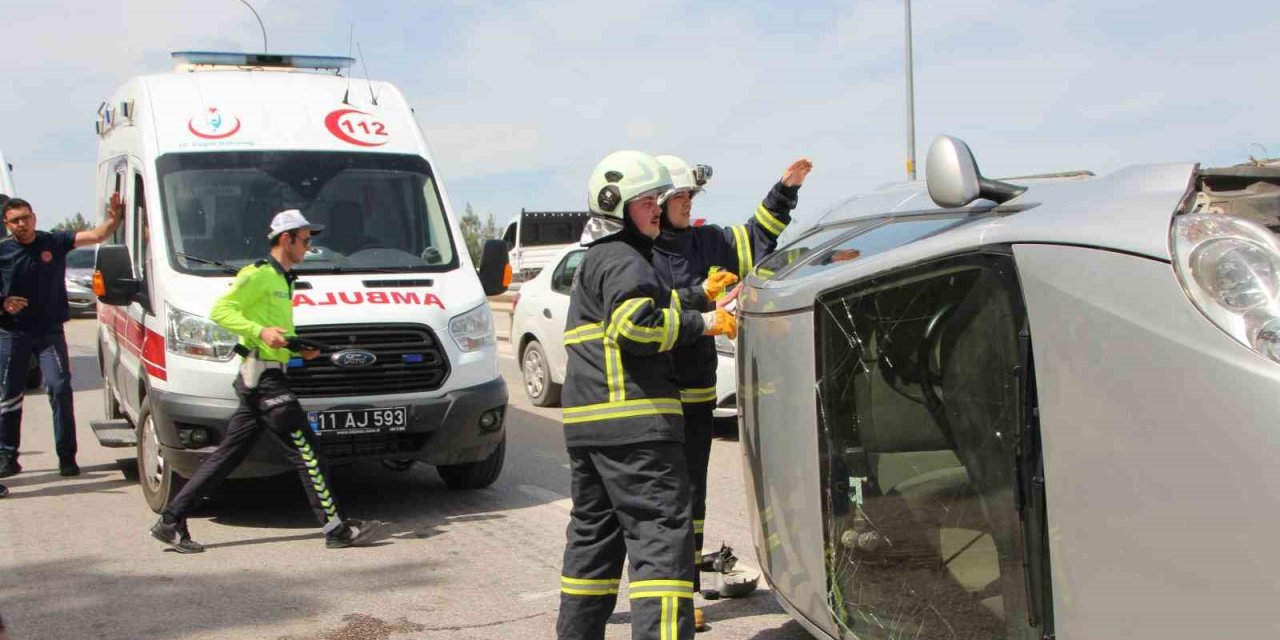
left=307, top=406, right=408, bottom=436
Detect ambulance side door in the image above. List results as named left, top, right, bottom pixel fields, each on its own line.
left=98, top=159, right=128, bottom=416
left=119, top=159, right=151, bottom=411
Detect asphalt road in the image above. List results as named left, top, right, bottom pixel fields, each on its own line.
left=0, top=312, right=811, bottom=640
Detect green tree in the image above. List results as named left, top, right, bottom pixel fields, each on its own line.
left=460, top=202, right=483, bottom=264
left=54, top=212, right=93, bottom=232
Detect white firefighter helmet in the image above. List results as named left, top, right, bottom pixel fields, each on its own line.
left=587, top=150, right=673, bottom=219
left=656, top=155, right=711, bottom=204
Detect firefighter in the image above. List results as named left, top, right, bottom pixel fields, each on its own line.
left=148, top=209, right=382, bottom=553
left=557, top=150, right=738, bottom=640
left=649, top=155, right=812, bottom=612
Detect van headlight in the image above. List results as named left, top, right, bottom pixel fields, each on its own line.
left=167, top=306, right=238, bottom=361
left=449, top=303, right=495, bottom=352
left=1173, top=214, right=1280, bottom=363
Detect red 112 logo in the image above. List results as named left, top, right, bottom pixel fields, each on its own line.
left=324, top=108, right=389, bottom=147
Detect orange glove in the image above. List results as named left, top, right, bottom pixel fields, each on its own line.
left=703, top=269, right=739, bottom=301
left=701, top=309, right=737, bottom=339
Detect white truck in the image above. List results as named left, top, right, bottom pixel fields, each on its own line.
left=89, top=51, right=511, bottom=512
left=501, top=209, right=589, bottom=290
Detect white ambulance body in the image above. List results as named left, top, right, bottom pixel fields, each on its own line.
left=91, top=52, right=510, bottom=511
left=0, top=149, right=14, bottom=198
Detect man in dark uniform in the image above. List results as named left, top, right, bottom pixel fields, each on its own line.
left=557, top=150, right=738, bottom=640
left=148, top=209, right=382, bottom=553
left=0, top=195, right=124, bottom=481
left=649, top=155, right=811, bottom=614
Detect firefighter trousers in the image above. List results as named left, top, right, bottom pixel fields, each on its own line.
left=681, top=402, right=714, bottom=592
left=164, top=369, right=343, bottom=532
left=557, top=441, right=696, bottom=640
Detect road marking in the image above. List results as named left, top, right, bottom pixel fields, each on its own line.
left=517, top=484, right=573, bottom=513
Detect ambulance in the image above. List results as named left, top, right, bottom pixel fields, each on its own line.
left=0, top=149, right=14, bottom=199
left=90, top=52, right=511, bottom=512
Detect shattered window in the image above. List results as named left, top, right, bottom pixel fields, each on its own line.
left=814, top=252, right=1045, bottom=640
left=755, top=220, right=879, bottom=281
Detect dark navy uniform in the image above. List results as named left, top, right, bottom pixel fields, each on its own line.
left=650, top=182, right=798, bottom=587
left=558, top=225, right=708, bottom=640
left=0, top=230, right=79, bottom=468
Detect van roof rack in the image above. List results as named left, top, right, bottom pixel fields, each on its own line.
left=171, top=51, right=354, bottom=72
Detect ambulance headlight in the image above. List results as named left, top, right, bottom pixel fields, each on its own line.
left=1173, top=214, right=1280, bottom=364
left=167, top=306, right=238, bottom=361
left=449, top=303, right=495, bottom=352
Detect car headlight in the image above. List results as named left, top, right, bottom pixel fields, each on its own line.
left=715, top=333, right=736, bottom=356
left=166, top=306, right=238, bottom=361
left=65, top=276, right=92, bottom=290
left=1173, top=213, right=1280, bottom=363
left=449, top=303, right=495, bottom=352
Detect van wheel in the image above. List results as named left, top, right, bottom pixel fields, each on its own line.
left=437, top=436, right=505, bottom=490
left=521, top=340, right=561, bottom=407
left=137, top=403, right=185, bottom=513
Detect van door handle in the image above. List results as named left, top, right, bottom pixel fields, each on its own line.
left=543, top=308, right=552, bottom=319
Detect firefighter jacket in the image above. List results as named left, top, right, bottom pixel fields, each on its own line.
left=561, top=227, right=709, bottom=448
left=651, top=182, right=799, bottom=398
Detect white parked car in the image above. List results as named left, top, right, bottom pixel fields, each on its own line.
left=510, top=243, right=738, bottom=418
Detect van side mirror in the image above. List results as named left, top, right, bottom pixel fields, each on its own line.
left=477, top=239, right=511, bottom=297
left=926, top=135, right=1026, bottom=208
left=93, top=244, right=140, bottom=306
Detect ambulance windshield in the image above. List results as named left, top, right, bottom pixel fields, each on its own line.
left=157, top=151, right=458, bottom=275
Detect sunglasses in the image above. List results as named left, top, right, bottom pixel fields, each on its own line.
left=3, top=213, right=33, bottom=226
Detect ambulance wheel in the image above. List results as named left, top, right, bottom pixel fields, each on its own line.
left=437, top=436, right=505, bottom=490
left=137, top=403, right=185, bottom=513
left=520, top=340, right=560, bottom=407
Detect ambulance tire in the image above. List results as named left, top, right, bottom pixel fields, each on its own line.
left=437, top=436, right=505, bottom=490
left=137, top=402, right=185, bottom=513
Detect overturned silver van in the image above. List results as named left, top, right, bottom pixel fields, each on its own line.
left=738, top=136, right=1280, bottom=640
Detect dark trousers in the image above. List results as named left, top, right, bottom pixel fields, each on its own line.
left=681, top=402, right=715, bottom=592
left=0, top=328, right=76, bottom=461
left=164, top=369, right=342, bottom=531
left=557, top=441, right=696, bottom=640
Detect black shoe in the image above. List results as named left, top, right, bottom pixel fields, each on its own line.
left=59, top=459, right=80, bottom=477
left=325, top=519, right=386, bottom=549
left=0, top=482, right=8, bottom=498
left=0, top=457, right=21, bottom=478
left=150, top=518, right=206, bottom=554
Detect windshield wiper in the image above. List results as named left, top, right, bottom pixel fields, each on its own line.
left=177, top=253, right=241, bottom=276
left=294, top=266, right=432, bottom=275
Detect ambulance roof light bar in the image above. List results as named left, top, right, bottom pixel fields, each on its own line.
left=171, top=51, right=355, bottom=73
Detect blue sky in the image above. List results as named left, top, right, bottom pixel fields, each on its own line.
left=3, top=0, right=1277, bottom=233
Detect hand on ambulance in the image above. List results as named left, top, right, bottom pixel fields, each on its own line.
left=107, top=192, right=125, bottom=224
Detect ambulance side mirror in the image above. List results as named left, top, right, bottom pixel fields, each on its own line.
left=93, top=244, right=141, bottom=306
left=477, top=239, right=511, bottom=297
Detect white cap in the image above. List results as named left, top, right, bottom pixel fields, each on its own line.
left=267, top=209, right=324, bottom=239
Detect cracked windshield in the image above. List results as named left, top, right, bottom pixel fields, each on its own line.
left=158, top=151, right=456, bottom=275
left=815, top=253, right=1041, bottom=640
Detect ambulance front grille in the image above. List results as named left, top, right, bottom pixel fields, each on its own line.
left=288, top=324, right=450, bottom=397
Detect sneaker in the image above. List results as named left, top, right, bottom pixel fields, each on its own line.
left=59, top=459, right=80, bottom=477
left=150, top=518, right=206, bottom=554
left=0, top=457, right=21, bottom=478
left=325, top=518, right=386, bottom=549
left=0, top=482, right=8, bottom=498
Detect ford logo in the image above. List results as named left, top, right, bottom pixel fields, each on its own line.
left=331, top=349, right=377, bottom=368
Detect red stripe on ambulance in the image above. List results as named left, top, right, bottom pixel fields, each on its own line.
left=292, top=291, right=445, bottom=310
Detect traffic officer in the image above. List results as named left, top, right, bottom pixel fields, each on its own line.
left=649, top=155, right=811, bottom=606
left=149, top=209, right=382, bottom=553
left=557, top=150, right=738, bottom=640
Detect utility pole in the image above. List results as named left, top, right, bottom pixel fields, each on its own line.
left=905, top=0, right=917, bottom=180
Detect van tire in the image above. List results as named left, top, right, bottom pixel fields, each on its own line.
left=520, top=340, right=561, bottom=407
left=137, top=402, right=185, bottom=513
left=437, top=436, right=505, bottom=490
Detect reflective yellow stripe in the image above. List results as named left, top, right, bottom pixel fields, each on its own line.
left=629, top=590, right=695, bottom=599
left=605, top=340, right=623, bottom=402
left=563, top=398, right=683, bottom=424
left=732, top=226, right=753, bottom=279
left=564, top=322, right=605, bottom=345
left=669, top=596, right=678, bottom=640
left=660, top=308, right=679, bottom=352
left=693, top=519, right=705, bottom=534
left=631, top=580, right=695, bottom=589
left=680, top=386, right=717, bottom=404
left=612, top=298, right=670, bottom=346
left=561, top=576, right=622, bottom=585
left=670, top=289, right=682, bottom=313
left=562, top=586, right=620, bottom=596
left=755, top=203, right=786, bottom=236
